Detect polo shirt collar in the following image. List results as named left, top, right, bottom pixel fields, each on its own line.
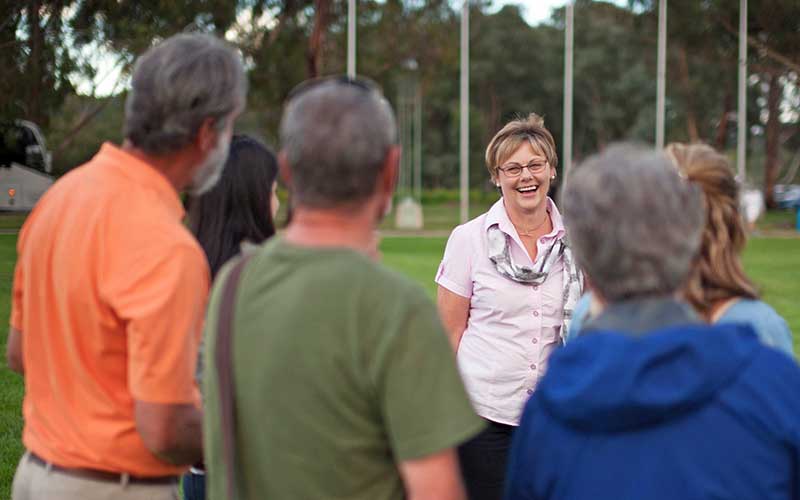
left=97, top=142, right=185, bottom=219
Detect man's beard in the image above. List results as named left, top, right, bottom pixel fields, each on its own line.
left=188, top=132, right=231, bottom=196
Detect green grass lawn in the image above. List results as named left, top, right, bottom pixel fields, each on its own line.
left=759, top=208, right=799, bottom=231
left=379, top=200, right=497, bottom=231
left=0, top=235, right=21, bottom=497
left=0, top=234, right=798, bottom=497
left=2, top=200, right=797, bottom=234
left=0, top=214, right=27, bottom=231
left=382, top=236, right=800, bottom=347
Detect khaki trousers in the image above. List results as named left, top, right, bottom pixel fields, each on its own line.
left=11, top=451, right=179, bottom=500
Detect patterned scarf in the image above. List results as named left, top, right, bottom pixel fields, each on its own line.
left=487, top=224, right=584, bottom=344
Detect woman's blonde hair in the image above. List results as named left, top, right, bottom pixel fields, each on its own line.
left=665, top=143, right=758, bottom=318
left=485, top=113, right=558, bottom=180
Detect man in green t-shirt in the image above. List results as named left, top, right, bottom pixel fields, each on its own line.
left=203, top=77, right=484, bottom=500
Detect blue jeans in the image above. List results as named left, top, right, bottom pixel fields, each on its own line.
left=181, top=472, right=205, bottom=500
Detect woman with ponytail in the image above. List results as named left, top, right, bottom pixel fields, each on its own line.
left=568, top=143, right=792, bottom=355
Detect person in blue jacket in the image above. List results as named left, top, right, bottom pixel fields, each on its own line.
left=568, top=143, right=792, bottom=355
left=505, top=144, right=800, bottom=500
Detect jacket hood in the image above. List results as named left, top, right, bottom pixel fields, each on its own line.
left=538, top=323, right=760, bottom=432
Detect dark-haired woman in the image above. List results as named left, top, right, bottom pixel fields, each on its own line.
left=182, top=134, right=280, bottom=500
left=187, top=134, right=280, bottom=276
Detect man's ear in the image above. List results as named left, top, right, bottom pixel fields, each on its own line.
left=196, top=118, right=218, bottom=152
left=380, top=145, right=401, bottom=195
left=278, top=151, right=292, bottom=187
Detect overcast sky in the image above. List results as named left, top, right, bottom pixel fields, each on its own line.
left=489, top=0, right=629, bottom=25
left=489, top=0, right=565, bottom=25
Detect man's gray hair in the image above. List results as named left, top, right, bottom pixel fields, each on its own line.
left=279, top=80, right=397, bottom=208
left=124, top=33, right=247, bottom=156
left=563, top=143, right=705, bottom=302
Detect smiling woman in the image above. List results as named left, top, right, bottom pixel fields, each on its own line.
left=434, top=113, right=583, bottom=500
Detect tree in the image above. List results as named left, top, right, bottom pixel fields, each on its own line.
left=1, top=0, right=77, bottom=128
left=6, top=0, right=798, bottom=197
left=747, top=0, right=800, bottom=207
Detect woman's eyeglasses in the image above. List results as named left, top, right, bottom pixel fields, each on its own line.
left=498, top=161, right=548, bottom=177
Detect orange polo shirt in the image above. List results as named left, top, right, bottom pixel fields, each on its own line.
left=11, top=143, right=209, bottom=476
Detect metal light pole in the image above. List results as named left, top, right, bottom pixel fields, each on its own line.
left=737, top=0, right=748, bottom=182
left=414, top=85, right=423, bottom=202
left=459, top=1, right=469, bottom=224
left=563, top=2, right=574, bottom=187
left=655, top=0, right=667, bottom=149
left=347, top=0, right=356, bottom=78
left=397, top=90, right=407, bottom=195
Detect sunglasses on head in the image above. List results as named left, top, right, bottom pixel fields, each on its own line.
left=287, top=75, right=382, bottom=101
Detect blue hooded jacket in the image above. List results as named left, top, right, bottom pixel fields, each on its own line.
left=505, top=322, right=800, bottom=500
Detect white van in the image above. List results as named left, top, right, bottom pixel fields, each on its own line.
left=0, top=120, right=55, bottom=211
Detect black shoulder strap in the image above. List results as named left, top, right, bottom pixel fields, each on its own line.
left=215, top=253, right=253, bottom=500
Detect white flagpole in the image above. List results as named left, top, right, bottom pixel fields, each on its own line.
left=655, top=0, right=667, bottom=149
left=460, top=1, right=469, bottom=224
left=737, top=0, right=748, bottom=182
left=563, top=2, right=574, bottom=187
left=347, top=0, right=356, bottom=78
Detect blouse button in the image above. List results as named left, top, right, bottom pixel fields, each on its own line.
left=532, top=338, right=538, bottom=344
left=527, top=389, right=534, bottom=395
left=532, top=285, right=539, bottom=291
left=533, top=310, right=539, bottom=317
left=530, top=364, right=537, bottom=370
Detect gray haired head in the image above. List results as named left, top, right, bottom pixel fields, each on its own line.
left=124, top=33, right=247, bottom=156
left=279, top=78, right=397, bottom=208
left=563, top=143, right=705, bottom=302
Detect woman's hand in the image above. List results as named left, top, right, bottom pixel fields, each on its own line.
left=437, top=286, right=470, bottom=352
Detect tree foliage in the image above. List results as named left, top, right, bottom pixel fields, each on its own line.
left=2, top=0, right=799, bottom=199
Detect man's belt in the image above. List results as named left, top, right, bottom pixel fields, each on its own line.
left=27, top=451, right=179, bottom=485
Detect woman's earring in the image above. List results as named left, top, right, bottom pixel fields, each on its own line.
left=551, top=176, right=555, bottom=180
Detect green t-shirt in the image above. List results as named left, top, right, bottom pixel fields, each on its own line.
left=203, top=238, right=484, bottom=500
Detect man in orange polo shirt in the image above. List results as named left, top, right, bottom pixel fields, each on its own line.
left=6, top=33, right=246, bottom=500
